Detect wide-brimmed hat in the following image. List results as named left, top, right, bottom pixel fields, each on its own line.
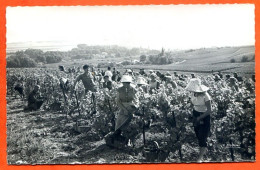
left=165, top=71, right=171, bottom=76
left=165, top=76, right=172, bottom=80
left=126, top=69, right=132, bottom=73
left=150, top=73, right=157, bottom=78
left=137, top=77, right=147, bottom=85
left=59, top=77, right=68, bottom=84
left=121, top=75, right=132, bottom=83
left=185, top=78, right=209, bottom=92
left=34, top=85, right=40, bottom=90
left=229, top=77, right=237, bottom=83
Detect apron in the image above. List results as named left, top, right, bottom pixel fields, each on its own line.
left=115, top=102, right=135, bottom=131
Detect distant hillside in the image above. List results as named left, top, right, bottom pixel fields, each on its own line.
left=129, top=46, right=255, bottom=74
left=169, top=46, right=255, bottom=65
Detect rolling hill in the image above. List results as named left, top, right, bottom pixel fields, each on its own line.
left=129, top=46, right=255, bottom=74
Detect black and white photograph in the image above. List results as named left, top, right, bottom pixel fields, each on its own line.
left=6, top=4, right=255, bottom=164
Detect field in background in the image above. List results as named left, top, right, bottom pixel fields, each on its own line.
left=124, top=46, right=255, bottom=74
left=45, top=45, right=255, bottom=75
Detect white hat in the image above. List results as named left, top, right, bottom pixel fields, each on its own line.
left=137, top=77, right=147, bottom=85
left=60, top=77, right=68, bottom=83
left=121, top=75, right=132, bottom=83
left=165, top=76, right=172, bottom=80
left=126, top=69, right=132, bottom=73
left=150, top=73, right=157, bottom=78
left=166, top=71, right=171, bottom=76
left=185, top=78, right=209, bottom=92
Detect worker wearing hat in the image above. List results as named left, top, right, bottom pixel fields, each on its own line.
left=96, top=73, right=104, bottom=89
left=105, top=75, right=138, bottom=148
left=165, top=76, right=178, bottom=93
left=116, top=75, right=137, bottom=130
left=186, top=78, right=212, bottom=162
left=124, top=69, right=133, bottom=76
left=165, top=71, right=171, bottom=76
left=149, top=73, right=160, bottom=94
left=136, top=77, right=148, bottom=93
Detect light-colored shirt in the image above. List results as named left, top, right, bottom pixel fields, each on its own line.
left=191, top=92, right=211, bottom=112
left=105, top=70, right=113, bottom=81
left=105, top=70, right=113, bottom=77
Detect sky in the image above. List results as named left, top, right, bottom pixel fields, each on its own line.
left=6, top=4, right=255, bottom=50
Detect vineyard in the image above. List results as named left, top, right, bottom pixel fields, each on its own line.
left=6, top=68, right=255, bottom=164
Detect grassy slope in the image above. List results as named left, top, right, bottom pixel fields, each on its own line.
left=129, top=46, right=255, bottom=73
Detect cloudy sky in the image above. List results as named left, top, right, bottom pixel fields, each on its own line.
left=6, top=4, right=255, bottom=50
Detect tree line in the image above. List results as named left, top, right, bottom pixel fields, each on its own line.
left=69, top=44, right=160, bottom=60
left=7, top=49, right=65, bottom=68
left=6, top=44, right=163, bottom=68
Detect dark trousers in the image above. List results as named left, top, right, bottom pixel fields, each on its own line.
left=193, top=109, right=211, bottom=147
left=25, top=100, right=44, bottom=111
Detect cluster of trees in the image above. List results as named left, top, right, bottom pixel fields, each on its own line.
left=6, top=44, right=165, bottom=68
left=69, top=44, right=157, bottom=59
left=7, top=51, right=37, bottom=68
left=230, top=54, right=255, bottom=63
left=139, top=48, right=174, bottom=65
left=146, top=55, right=173, bottom=65
left=7, top=49, right=64, bottom=68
